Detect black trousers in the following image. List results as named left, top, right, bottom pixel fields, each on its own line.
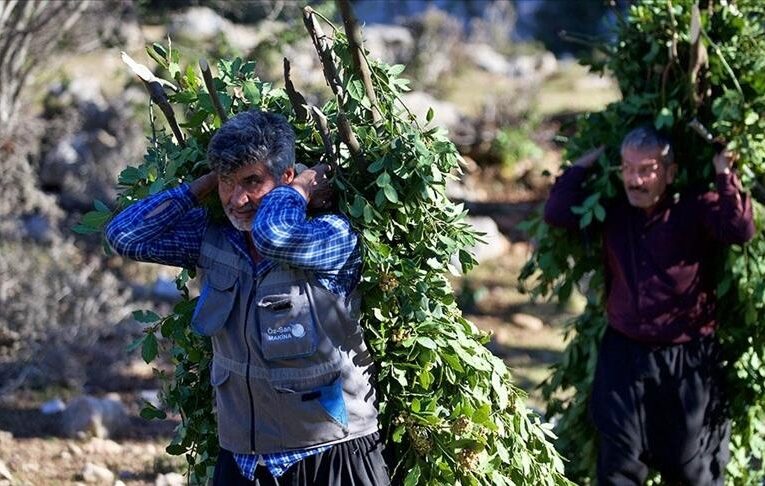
left=590, top=327, right=730, bottom=486
left=213, top=432, right=390, bottom=486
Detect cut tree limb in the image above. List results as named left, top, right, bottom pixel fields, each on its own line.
left=336, top=0, right=382, bottom=124
left=283, top=58, right=308, bottom=123
left=302, top=6, right=343, bottom=98
left=121, top=52, right=185, bottom=147
left=199, top=58, right=228, bottom=123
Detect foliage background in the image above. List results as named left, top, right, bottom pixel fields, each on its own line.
left=520, top=0, right=765, bottom=484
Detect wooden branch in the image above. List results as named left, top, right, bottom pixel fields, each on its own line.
left=283, top=58, right=308, bottom=122
left=121, top=52, right=185, bottom=147
left=199, top=58, right=227, bottom=123
left=337, top=111, right=363, bottom=162
left=310, top=106, right=335, bottom=166
left=336, top=0, right=382, bottom=124
left=302, top=6, right=343, bottom=98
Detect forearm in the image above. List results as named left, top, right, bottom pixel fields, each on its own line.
left=105, top=184, right=207, bottom=267
left=543, top=166, right=591, bottom=229
left=714, top=172, right=755, bottom=243
left=252, top=186, right=358, bottom=271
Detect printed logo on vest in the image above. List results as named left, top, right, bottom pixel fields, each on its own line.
left=266, top=322, right=306, bottom=341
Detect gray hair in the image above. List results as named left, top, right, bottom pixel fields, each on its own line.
left=620, top=125, right=674, bottom=166
left=206, top=110, right=295, bottom=178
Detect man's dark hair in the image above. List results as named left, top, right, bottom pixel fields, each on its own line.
left=620, top=125, right=675, bottom=166
left=206, top=110, right=295, bottom=178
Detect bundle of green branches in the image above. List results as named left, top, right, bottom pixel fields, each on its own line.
left=77, top=3, right=570, bottom=484
left=520, top=1, right=765, bottom=484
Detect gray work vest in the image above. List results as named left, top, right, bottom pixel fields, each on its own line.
left=191, top=225, right=379, bottom=454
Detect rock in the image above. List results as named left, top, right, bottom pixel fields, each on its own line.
left=80, top=463, right=115, bottom=484
left=0, top=431, right=13, bottom=444
left=155, top=472, right=184, bottom=486
left=464, top=216, right=511, bottom=263
left=40, top=397, right=66, bottom=415
left=152, top=276, right=181, bottom=302
left=59, top=450, right=72, bottom=460
left=169, top=7, right=229, bottom=41
left=363, top=25, right=415, bottom=64
left=139, top=389, right=161, bottom=408
left=60, top=395, right=129, bottom=439
left=83, top=437, right=123, bottom=455
left=510, top=313, right=544, bottom=331
left=20, top=462, right=39, bottom=473
left=0, top=460, right=13, bottom=481
left=68, top=441, right=84, bottom=456
left=466, top=43, right=512, bottom=75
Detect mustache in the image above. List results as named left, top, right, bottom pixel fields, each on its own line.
left=226, top=203, right=256, bottom=213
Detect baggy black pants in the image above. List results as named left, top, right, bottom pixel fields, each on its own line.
left=590, top=327, right=730, bottom=486
left=213, top=431, right=390, bottom=486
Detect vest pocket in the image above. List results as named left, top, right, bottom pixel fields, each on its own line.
left=274, top=373, right=350, bottom=448
left=257, top=283, right=318, bottom=361
left=191, top=270, right=238, bottom=336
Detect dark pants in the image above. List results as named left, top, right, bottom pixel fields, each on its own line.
left=590, top=327, right=730, bottom=486
left=213, top=432, right=390, bottom=486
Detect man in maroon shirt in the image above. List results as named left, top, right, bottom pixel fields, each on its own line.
left=544, top=125, right=755, bottom=485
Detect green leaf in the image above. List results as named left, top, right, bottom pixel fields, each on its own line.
left=404, top=464, right=421, bottom=486
left=383, top=184, right=399, bottom=203
left=142, top=333, right=159, bottom=363
left=133, top=310, right=161, bottom=323
left=426, top=107, right=434, bottom=123
left=140, top=405, right=167, bottom=420
left=417, top=336, right=438, bottom=349
left=347, top=79, right=364, bottom=101
left=243, top=81, right=261, bottom=105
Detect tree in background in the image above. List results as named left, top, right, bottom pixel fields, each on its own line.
left=79, top=1, right=571, bottom=484
left=521, top=0, right=765, bottom=483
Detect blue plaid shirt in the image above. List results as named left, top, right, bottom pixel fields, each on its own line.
left=106, top=184, right=363, bottom=478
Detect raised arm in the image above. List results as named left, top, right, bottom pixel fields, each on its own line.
left=105, top=173, right=217, bottom=268
left=699, top=150, right=755, bottom=245
left=251, top=184, right=359, bottom=274
left=544, top=146, right=604, bottom=229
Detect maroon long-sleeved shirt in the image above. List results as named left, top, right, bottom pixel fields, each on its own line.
left=544, top=166, right=755, bottom=344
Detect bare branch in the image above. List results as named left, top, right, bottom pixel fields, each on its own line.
left=302, top=6, right=343, bottom=98
left=336, top=0, right=382, bottom=124
left=283, top=58, right=308, bottom=122
left=199, top=58, right=228, bottom=123
left=122, top=52, right=185, bottom=147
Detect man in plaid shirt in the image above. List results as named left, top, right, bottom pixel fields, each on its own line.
left=106, top=110, right=388, bottom=485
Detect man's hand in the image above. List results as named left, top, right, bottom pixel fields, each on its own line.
left=189, top=172, right=218, bottom=201
left=289, top=163, right=334, bottom=210
left=573, top=145, right=606, bottom=169
left=713, top=147, right=737, bottom=175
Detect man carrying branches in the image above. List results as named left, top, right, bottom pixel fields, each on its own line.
left=106, top=110, right=389, bottom=485
left=544, top=125, right=755, bottom=485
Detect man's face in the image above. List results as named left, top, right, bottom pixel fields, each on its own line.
left=218, top=161, right=294, bottom=231
left=620, top=146, right=676, bottom=211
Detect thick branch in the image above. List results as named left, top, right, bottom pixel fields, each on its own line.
left=302, top=6, right=343, bottom=98
left=283, top=58, right=308, bottom=122
left=337, top=111, right=363, bottom=161
left=199, top=58, right=228, bottom=123
left=122, top=52, right=185, bottom=147
left=336, top=0, right=382, bottom=124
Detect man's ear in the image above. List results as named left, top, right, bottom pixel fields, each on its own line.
left=281, top=167, right=295, bottom=184
left=666, top=163, right=678, bottom=184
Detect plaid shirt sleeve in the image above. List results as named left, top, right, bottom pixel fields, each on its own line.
left=251, top=186, right=361, bottom=294
left=105, top=184, right=208, bottom=268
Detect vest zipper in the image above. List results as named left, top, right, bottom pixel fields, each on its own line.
left=243, top=283, right=257, bottom=452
